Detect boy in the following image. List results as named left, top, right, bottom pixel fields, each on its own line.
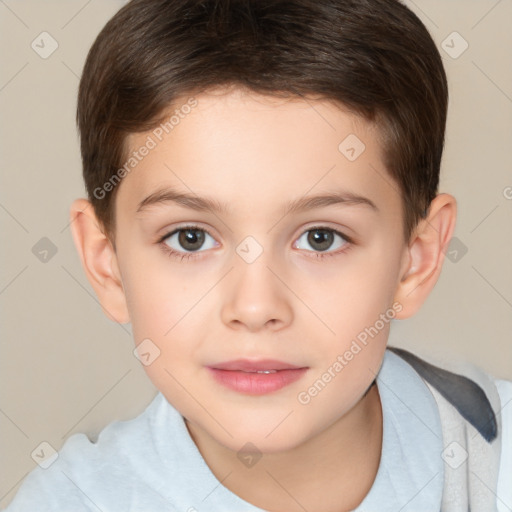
left=5, top=0, right=511, bottom=510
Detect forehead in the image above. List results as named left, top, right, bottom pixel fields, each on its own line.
left=116, top=88, right=399, bottom=221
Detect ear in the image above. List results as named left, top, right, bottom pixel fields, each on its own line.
left=69, top=199, right=130, bottom=324
left=394, top=193, right=457, bottom=318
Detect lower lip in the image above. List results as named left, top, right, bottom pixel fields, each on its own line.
left=207, top=368, right=308, bottom=395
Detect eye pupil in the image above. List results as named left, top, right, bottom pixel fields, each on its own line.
left=308, top=229, right=333, bottom=251
left=178, top=229, right=205, bottom=251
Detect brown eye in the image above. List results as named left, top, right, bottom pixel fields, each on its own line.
left=307, top=229, right=334, bottom=251
left=178, top=229, right=205, bottom=251
left=163, top=227, right=217, bottom=253
left=294, top=227, right=348, bottom=253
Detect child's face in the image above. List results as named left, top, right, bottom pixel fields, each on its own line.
left=113, top=88, right=409, bottom=452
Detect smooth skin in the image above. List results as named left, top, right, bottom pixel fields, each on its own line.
left=70, top=86, right=456, bottom=512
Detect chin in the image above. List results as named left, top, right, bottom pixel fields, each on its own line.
left=224, top=432, right=306, bottom=455
left=206, top=414, right=315, bottom=454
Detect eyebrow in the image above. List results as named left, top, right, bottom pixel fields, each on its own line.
left=136, top=187, right=378, bottom=216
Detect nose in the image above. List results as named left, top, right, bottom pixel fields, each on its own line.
left=220, top=255, right=294, bottom=333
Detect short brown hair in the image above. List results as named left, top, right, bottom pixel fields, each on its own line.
left=77, top=0, right=448, bottom=241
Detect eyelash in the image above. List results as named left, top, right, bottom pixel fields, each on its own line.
left=157, top=225, right=353, bottom=261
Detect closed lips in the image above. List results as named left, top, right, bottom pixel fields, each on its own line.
left=207, top=360, right=309, bottom=395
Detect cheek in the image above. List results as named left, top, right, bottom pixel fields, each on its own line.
left=122, top=264, right=207, bottom=398
left=297, top=265, right=396, bottom=420
left=314, top=251, right=401, bottom=340
left=120, top=251, right=204, bottom=339
left=121, top=255, right=217, bottom=385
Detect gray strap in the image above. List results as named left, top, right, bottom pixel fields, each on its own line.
left=387, top=347, right=498, bottom=442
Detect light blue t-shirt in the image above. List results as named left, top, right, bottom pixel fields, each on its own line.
left=4, top=350, right=444, bottom=512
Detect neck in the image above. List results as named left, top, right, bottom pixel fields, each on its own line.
left=185, top=384, right=383, bottom=512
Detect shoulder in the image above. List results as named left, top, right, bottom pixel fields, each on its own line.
left=387, top=347, right=502, bottom=440
left=387, top=347, right=512, bottom=509
left=4, top=393, right=178, bottom=512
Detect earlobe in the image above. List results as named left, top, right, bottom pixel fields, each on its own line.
left=394, top=193, right=457, bottom=318
left=69, top=199, right=130, bottom=324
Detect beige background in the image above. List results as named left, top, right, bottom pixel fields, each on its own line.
left=1, top=0, right=511, bottom=507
